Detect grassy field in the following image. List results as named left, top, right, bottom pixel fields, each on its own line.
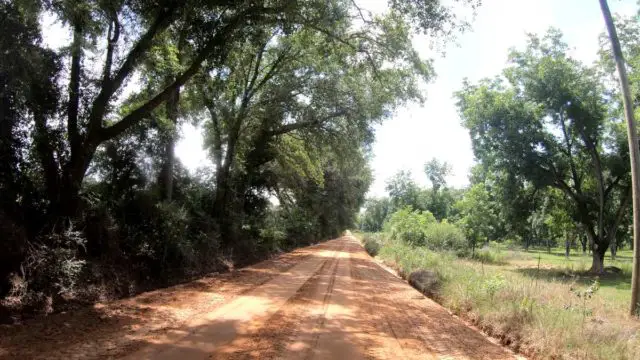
left=504, top=247, right=633, bottom=307
left=356, top=233, right=640, bottom=360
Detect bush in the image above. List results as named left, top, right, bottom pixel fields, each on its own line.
left=472, top=247, right=508, bottom=264
left=422, top=222, right=466, bottom=253
left=502, top=239, right=520, bottom=250
left=377, top=239, right=455, bottom=280
left=383, top=208, right=466, bottom=253
left=118, top=196, right=222, bottom=280
left=25, top=228, right=87, bottom=299
left=1, top=225, right=87, bottom=315
left=384, top=207, right=436, bottom=245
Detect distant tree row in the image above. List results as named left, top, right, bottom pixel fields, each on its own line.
left=362, top=23, right=640, bottom=273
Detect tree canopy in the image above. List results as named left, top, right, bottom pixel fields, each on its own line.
left=456, top=30, right=631, bottom=272
left=0, top=0, right=474, bottom=315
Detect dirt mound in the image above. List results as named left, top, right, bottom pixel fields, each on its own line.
left=408, top=269, right=440, bottom=298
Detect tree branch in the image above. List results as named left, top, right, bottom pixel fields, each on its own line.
left=240, top=38, right=269, bottom=113
left=206, top=104, right=224, bottom=172
left=97, top=12, right=243, bottom=142
left=558, top=108, right=582, bottom=193
left=268, top=110, right=348, bottom=136
left=34, top=112, right=60, bottom=202
left=306, top=23, right=381, bottom=79
left=607, top=185, right=632, bottom=243
left=251, top=47, right=298, bottom=98
left=580, top=127, right=606, bottom=239
left=350, top=0, right=372, bottom=24
left=67, top=23, right=83, bottom=153
left=101, top=12, right=120, bottom=85
left=554, top=178, right=580, bottom=204
left=604, top=173, right=624, bottom=199
left=88, top=5, right=179, bottom=133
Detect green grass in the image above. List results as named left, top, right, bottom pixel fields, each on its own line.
left=504, top=246, right=633, bottom=306
left=358, top=233, right=640, bottom=360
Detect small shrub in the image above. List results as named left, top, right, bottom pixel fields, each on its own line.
left=24, top=226, right=87, bottom=299
left=259, top=224, right=287, bottom=253
left=422, top=222, right=466, bottom=252
left=483, top=274, right=506, bottom=299
left=1, top=225, right=87, bottom=315
left=503, top=239, right=520, bottom=250
left=377, top=238, right=455, bottom=281
left=384, top=207, right=436, bottom=245
left=569, top=279, right=600, bottom=327
left=473, top=247, right=507, bottom=264
left=383, top=208, right=466, bottom=253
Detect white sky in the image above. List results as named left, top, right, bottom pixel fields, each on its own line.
left=40, top=1, right=639, bottom=197
left=177, top=0, right=639, bottom=197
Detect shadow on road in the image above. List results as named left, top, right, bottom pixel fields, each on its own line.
left=0, top=238, right=517, bottom=360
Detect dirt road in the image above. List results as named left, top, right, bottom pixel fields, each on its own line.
left=0, top=236, right=520, bottom=359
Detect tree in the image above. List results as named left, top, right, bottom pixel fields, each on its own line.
left=544, top=189, right=580, bottom=256
left=23, top=0, right=456, bottom=220
left=598, top=0, right=640, bottom=316
left=423, top=158, right=455, bottom=220
left=361, top=198, right=392, bottom=232
left=188, top=5, right=435, bottom=241
left=470, top=166, right=540, bottom=248
left=386, top=170, right=422, bottom=211
left=0, top=0, right=482, bottom=310
left=424, top=158, right=452, bottom=192
left=457, top=30, right=631, bottom=273
left=455, top=183, right=497, bottom=255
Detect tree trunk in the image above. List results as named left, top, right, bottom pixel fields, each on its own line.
left=585, top=228, right=602, bottom=272
left=159, top=86, right=180, bottom=202
left=599, top=0, right=640, bottom=316
left=212, top=122, right=242, bottom=244
left=591, top=244, right=606, bottom=274
left=160, top=136, right=176, bottom=201
left=472, top=237, right=476, bottom=256
left=611, top=241, right=618, bottom=261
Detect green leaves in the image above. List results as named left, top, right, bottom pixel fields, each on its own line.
left=457, top=28, right=632, bottom=261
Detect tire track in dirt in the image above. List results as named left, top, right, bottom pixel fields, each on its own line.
left=348, top=238, right=520, bottom=360
left=1, top=236, right=522, bottom=360
left=206, top=236, right=519, bottom=360
left=0, top=242, right=327, bottom=360
left=208, top=239, right=347, bottom=359
left=300, top=239, right=361, bottom=359
left=125, top=239, right=345, bottom=359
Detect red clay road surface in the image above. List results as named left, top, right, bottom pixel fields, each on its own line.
left=0, top=235, right=522, bottom=359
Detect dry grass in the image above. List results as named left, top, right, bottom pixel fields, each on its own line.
left=358, top=233, right=640, bottom=360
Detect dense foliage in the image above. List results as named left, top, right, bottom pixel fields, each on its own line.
left=361, top=25, right=639, bottom=273
left=457, top=30, right=633, bottom=272
left=0, top=0, right=476, bottom=317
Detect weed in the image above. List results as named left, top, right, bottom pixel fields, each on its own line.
left=371, top=234, right=640, bottom=360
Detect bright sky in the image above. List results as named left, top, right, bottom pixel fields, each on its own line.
left=40, top=1, right=639, bottom=197
left=177, top=0, right=639, bottom=197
